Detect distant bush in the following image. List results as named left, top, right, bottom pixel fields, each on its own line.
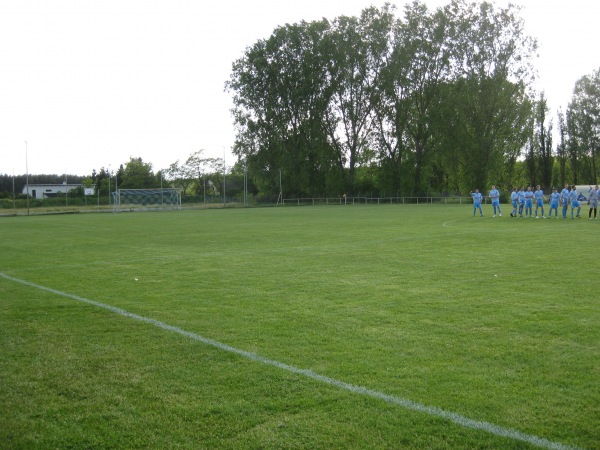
left=0, top=198, right=14, bottom=209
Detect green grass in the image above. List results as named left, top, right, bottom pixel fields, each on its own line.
left=1, top=205, right=598, bottom=449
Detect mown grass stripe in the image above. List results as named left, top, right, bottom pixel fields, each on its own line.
left=0, top=271, right=580, bottom=450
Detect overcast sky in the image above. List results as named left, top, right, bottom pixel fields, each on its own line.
left=1, top=0, right=599, bottom=176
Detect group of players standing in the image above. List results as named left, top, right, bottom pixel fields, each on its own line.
left=471, top=184, right=600, bottom=219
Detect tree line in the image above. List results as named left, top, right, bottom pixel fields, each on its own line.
left=0, top=154, right=252, bottom=205
left=226, top=0, right=600, bottom=197
left=3, top=0, right=599, bottom=203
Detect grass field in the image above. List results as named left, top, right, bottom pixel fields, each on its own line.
left=1, top=205, right=598, bottom=449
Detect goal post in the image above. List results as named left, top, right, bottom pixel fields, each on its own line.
left=113, top=188, right=182, bottom=211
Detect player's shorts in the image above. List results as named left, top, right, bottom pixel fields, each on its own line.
left=572, top=200, right=580, bottom=208
left=512, top=200, right=518, bottom=208
left=590, top=200, right=599, bottom=208
left=550, top=202, right=559, bottom=209
left=536, top=199, right=544, bottom=207
left=525, top=200, right=533, bottom=207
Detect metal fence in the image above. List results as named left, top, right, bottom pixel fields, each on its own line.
left=281, top=196, right=475, bottom=206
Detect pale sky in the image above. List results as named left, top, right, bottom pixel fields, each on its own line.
left=1, top=0, right=599, bottom=176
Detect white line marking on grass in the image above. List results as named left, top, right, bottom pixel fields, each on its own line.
left=0, top=271, right=580, bottom=450
left=442, top=218, right=470, bottom=228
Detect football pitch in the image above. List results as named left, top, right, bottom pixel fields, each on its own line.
left=1, top=205, right=598, bottom=449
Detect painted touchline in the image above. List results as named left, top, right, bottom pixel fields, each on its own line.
left=0, top=272, right=580, bottom=450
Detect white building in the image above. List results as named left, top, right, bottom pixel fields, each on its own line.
left=22, top=183, right=86, bottom=199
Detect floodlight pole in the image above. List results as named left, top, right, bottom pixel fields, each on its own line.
left=108, top=164, right=111, bottom=207
left=276, top=169, right=282, bottom=206
left=115, top=170, right=118, bottom=212
left=244, top=159, right=248, bottom=207
left=12, top=168, right=16, bottom=213
left=25, top=141, right=29, bottom=216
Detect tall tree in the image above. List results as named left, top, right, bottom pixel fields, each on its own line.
left=228, top=19, right=336, bottom=196
left=566, top=110, right=583, bottom=184
left=396, top=1, right=450, bottom=193
left=444, top=0, right=536, bottom=191
left=532, top=92, right=553, bottom=188
left=119, top=157, right=156, bottom=189
left=323, top=6, right=392, bottom=194
left=226, top=1, right=540, bottom=198
left=567, top=68, right=600, bottom=183
left=556, top=109, right=568, bottom=185
left=185, top=149, right=216, bottom=197
left=372, top=1, right=451, bottom=195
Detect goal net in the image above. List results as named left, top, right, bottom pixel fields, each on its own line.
left=113, top=188, right=182, bottom=211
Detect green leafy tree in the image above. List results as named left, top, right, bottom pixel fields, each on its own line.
left=531, top=92, right=553, bottom=188
left=164, top=160, right=193, bottom=196
left=567, top=68, right=600, bottom=183
left=185, top=149, right=215, bottom=197
left=443, top=0, right=536, bottom=192
left=228, top=19, right=336, bottom=197
left=93, top=167, right=110, bottom=197
left=226, top=1, right=539, bottom=198
left=565, top=108, right=584, bottom=185
left=0, top=174, right=27, bottom=199
left=199, top=157, right=224, bottom=197
left=388, top=1, right=450, bottom=194
left=119, top=157, right=156, bottom=189
left=556, top=109, right=569, bottom=185
left=82, top=177, right=94, bottom=188
left=324, top=7, right=392, bottom=194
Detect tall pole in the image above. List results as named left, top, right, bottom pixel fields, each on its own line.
left=25, top=141, right=29, bottom=215
left=277, top=168, right=282, bottom=205
left=12, top=169, right=15, bottom=213
left=108, top=164, right=111, bottom=207
left=244, top=159, right=248, bottom=207
left=114, top=169, right=118, bottom=212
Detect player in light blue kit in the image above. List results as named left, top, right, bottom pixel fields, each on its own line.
left=560, top=183, right=570, bottom=219
left=517, top=187, right=525, bottom=217
left=471, top=189, right=483, bottom=216
left=548, top=188, right=560, bottom=218
left=534, top=185, right=547, bottom=218
left=588, top=185, right=599, bottom=219
left=510, top=187, right=518, bottom=217
left=524, top=186, right=534, bottom=218
left=568, top=186, right=581, bottom=218
left=489, top=185, right=502, bottom=217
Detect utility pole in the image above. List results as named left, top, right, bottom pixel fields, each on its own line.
left=25, top=141, right=29, bottom=215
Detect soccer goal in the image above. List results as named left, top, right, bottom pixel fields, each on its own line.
left=113, top=188, right=182, bottom=211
